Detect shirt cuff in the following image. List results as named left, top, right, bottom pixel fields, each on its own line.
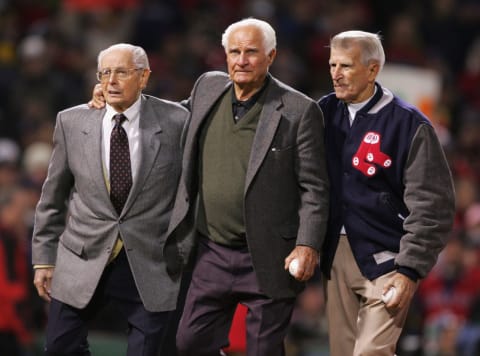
left=34, top=264, right=55, bottom=269
left=397, top=266, right=419, bottom=281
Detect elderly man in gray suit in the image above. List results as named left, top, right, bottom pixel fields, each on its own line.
left=32, top=43, right=189, bottom=356
left=168, top=18, right=330, bottom=356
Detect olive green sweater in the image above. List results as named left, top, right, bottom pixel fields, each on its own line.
left=197, top=88, right=263, bottom=247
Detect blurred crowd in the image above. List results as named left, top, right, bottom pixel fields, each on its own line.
left=0, top=0, right=479, bottom=355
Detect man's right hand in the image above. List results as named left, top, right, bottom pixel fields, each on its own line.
left=33, top=267, right=54, bottom=302
left=88, top=83, right=106, bottom=109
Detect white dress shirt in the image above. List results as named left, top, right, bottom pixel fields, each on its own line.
left=102, top=96, right=141, bottom=185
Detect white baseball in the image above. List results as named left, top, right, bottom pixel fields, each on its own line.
left=381, top=287, right=396, bottom=303
left=288, top=258, right=300, bottom=276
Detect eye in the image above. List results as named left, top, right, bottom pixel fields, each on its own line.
left=116, top=68, right=128, bottom=78
left=102, top=69, right=112, bottom=76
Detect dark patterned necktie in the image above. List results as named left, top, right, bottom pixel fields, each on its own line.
left=110, top=113, right=132, bottom=214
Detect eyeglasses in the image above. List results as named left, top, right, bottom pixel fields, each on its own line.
left=96, top=68, right=144, bottom=82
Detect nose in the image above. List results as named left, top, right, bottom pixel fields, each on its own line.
left=236, top=52, right=248, bottom=66
left=331, top=65, right=341, bottom=79
left=108, top=73, right=118, bottom=84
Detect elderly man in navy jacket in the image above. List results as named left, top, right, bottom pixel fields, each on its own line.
left=319, top=30, right=455, bottom=356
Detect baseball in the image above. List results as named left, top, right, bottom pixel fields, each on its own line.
left=381, top=287, right=396, bottom=303
left=288, top=258, right=300, bottom=276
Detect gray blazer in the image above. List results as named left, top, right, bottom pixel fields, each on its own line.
left=32, top=95, right=189, bottom=312
left=167, top=72, right=330, bottom=299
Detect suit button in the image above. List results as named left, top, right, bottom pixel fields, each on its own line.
left=119, top=219, right=123, bottom=224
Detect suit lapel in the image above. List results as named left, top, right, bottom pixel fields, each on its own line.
left=245, top=80, right=283, bottom=192
left=123, top=96, right=162, bottom=215
left=184, top=80, right=232, bottom=188
left=188, top=81, right=232, bottom=144
left=82, top=109, right=111, bottom=203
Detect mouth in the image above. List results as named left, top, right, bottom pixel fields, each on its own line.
left=234, top=70, right=251, bottom=74
left=108, top=89, right=122, bottom=96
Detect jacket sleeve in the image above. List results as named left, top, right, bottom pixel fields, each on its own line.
left=396, top=123, right=455, bottom=278
left=295, top=101, right=330, bottom=251
left=31, top=113, right=74, bottom=266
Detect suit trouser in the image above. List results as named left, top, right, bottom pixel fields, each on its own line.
left=44, top=249, right=172, bottom=356
left=324, top=235, right=410, bottom=356
left=176, top=238, right=295, bottom=356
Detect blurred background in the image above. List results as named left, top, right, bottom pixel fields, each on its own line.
left=0, top=0, right=479, bottom=355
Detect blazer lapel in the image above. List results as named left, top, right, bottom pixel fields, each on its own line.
left=188, top=81, right=232, bottom=144
left=245, top=80, right=283, bottom=193
left=122, top=96, right=162, bottom=215
left=184, top=80, right=232, bottom=188
left=82, top=109, right=111, bottom=203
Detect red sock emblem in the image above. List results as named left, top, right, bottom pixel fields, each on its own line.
left=352, top=132, right=392, bottom=176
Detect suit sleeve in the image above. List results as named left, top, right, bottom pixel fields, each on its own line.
left=32, top=113, right=74, bottom=266
left=396, top=123, right=455, bottom=278
left=295, top=101, right=330, bottom=251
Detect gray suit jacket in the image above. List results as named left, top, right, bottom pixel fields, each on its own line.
left=32, top=95, right=189, bottom=312
left=167, top=72, right=329, bottom=299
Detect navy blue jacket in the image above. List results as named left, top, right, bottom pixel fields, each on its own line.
left=320, top=83, right=455, bottom=281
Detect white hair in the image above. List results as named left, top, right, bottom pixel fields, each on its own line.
left=97, top=43, right=150, bottom=70
left=221, top=18, right=276, bottom=55
left=331, top=31, right=385, bottom=71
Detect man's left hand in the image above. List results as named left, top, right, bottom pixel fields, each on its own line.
left=284, top=246, right=319, bottom=282
left=382, top=272, right=417, bottom=312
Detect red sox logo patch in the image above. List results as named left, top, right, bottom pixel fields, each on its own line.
left=352, top=132, right=392, bottom=176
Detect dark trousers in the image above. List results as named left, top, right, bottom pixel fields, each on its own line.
left=0, top=332, right=21, bottom=356
left=44, top=249, right=172, bottom=356
left=176, top=238, right=295, bottom=356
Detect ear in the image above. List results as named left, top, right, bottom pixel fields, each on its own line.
left=267, top=48, right=277, bottom=65
left=140, top=69, right=151, bottom=90
left=368, top=62, right=380, bottom=81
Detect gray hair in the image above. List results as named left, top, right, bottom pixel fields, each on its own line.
left=330, top=31, right=385, bottom=71
left=221, top=18, right=276, bottom=55
left=97, top=43, right=150, bottom=70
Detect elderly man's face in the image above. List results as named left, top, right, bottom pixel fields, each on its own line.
left=225, top=25, right=275, bottom=95
left=98, top=49, right=149, bottom=112
left=328, top=43, right=378, bottom=104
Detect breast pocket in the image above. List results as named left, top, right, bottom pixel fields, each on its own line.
left=270, top=145, right=295, bottom=154
left=266, top=144, right=296, bottom=176
left=152, top=161, right=174, bottom=175
left=150, top=141, right=180, bottom=176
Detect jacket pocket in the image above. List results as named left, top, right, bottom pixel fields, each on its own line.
left=379, top=192, right=408, bottom=221
left=60, top=237, right=85, bottom=257
left=278, top=224, right=298, bottom=240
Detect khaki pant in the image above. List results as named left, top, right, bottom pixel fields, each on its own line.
left=324, top=236, right=410, bottom=356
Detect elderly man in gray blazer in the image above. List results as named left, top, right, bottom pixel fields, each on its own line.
left=168, top=18, right=330, bottom=356
left=32, top=43, right=189, bottom=356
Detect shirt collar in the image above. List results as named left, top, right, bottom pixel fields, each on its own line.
left=231, top=75, right=270, bottom=108
left=105, top=95, right=142, bottom=123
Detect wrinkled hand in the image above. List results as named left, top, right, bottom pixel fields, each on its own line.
left=87, top=83, right=106, bottom=109
left=284, top=245, right=319, bottom=282
left=33, top=267, right=54, bottom=302
left=382, top=272, right=417, bottom=312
